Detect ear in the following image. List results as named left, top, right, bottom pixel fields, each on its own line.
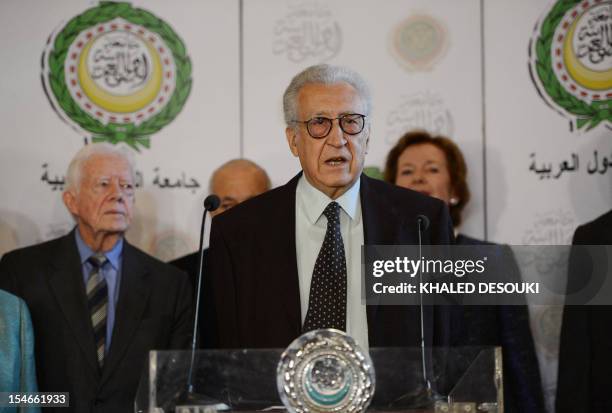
left=285, top=126, right=299, bottom=157
left=62, top=190, right=79, bottom=216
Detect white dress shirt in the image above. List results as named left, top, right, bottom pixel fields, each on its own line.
left=295, top=175, right=369, bottom=350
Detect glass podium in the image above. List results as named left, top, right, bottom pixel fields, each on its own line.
left=135, top=346, right=502, bottom=413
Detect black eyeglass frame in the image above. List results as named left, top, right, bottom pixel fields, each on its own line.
left=290, top=113, right=367, bottom=139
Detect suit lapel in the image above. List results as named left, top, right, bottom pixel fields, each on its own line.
left=271, top=173, right=303, bottom=336
left=360, top=174, right=400, bottom=326
left=47, top=231, right=100, bottom=375
left=100, top=242, right=151, bottom=385
left=360, top=175, right=434, bottom=347
left=360, top=174, right=402, bottom=245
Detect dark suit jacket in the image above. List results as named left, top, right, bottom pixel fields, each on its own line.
left=207, top=173, right=454, bottom=349
left=170, top=251, right=203, bottom=288
left=556, top=209, right=612, bottom=413
left=455, top=234, right=544, bottom=413
left=169, top=249, right=216, bottom=348
left=0, top=231, right=193, bottom=413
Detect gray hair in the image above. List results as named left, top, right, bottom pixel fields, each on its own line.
left=283, top=64, right=372, bottom=127
left=65, top=143, right=136, bottom=192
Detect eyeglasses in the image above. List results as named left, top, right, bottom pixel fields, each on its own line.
left=291, top=114, right=366, bottom=139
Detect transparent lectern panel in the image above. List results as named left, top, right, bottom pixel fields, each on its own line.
left=135, top=346, right=501, bottom=413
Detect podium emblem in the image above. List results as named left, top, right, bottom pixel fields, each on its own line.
left=277, top=329, right=375, bottom=412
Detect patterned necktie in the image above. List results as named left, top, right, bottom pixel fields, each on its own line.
left=303, top=201, right=347, bottom=332
left=87, top=254, right=108, bottom=367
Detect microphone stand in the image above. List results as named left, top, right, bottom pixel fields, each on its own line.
left=391, top=215, right=443, bottom=409
left=176, top=195, right=229, bottom=413
left=417, top=215, right=431, bottom=395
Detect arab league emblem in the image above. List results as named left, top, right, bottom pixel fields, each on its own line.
left=277, top=329, right=375, bottom=413
left=42, top=1, right=192, bottom=150
left=529, top=0, right=611, bottom=131
left=390, top=14, right=448, bottom=72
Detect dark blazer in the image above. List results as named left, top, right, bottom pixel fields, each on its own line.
left=170, top=251, right=202, bottom=287
left=207, top=173, right=454, bottom=349
left=0, top=231, right=193, bottom=413
left=556, top=209, right=612, bottom=413
left=169, top=249, right=216, bottom=348
left=455, top=234, right=545, bottom=413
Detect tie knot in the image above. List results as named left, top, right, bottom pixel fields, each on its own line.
left=88, top=254, right=108, bottom=269
left=323, top=201, right=341, bottom=223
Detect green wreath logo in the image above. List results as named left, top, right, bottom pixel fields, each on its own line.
left=43, top=1, right=192, bottom=150
left=529, top=0, right=611, bottom=131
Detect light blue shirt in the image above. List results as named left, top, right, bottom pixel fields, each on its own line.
left=75, top=231, right=122, bottom=354
left=295, top=175, right=369, bottom=349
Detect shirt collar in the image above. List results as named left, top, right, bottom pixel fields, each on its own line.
left=297, top=174, right=361, bottom=225
left=74, top=229, right=123, bottom=270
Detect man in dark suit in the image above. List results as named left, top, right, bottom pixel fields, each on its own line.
left=556, top=209, right=612, bottom=413
left=0, top=143, right=193, bottom=413
left=171, top=159, right=270, bottom=348
left=171, top=158, right=271, bottom=284
left=208, top=64, right=454, bottom=351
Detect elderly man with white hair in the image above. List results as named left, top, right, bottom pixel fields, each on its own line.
left=0, top=143, right=193, bottom=413
left=207, top=64, right=454, bottom=351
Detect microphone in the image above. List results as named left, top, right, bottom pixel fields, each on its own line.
left=183, top=194, right=228, bottom=410
left=190, top=195, right=220, bottom=370
left=204, top=194, right=220, bottom=212
left=417, top=214, right=430, bottom=233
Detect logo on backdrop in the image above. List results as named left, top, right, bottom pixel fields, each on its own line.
left=385, top=91, right=454, bottom=145
left=529, top=0, right=611, bottom=131
left=272, top=1, right=342, bottom=63
left=521, top=209, right=575, bottom=245
left=390, top=14, right=448, bottom=72
left=150, top=231, right=192, bottom=262
left=42, top=1, right=192, bottom=150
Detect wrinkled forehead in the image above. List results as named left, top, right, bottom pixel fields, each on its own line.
left=82, top=153, right=134, bottom=180
left=296, top=82, right=366, bottom=116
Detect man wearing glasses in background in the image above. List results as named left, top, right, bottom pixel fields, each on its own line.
left=207, top=64, right=453, bottom=350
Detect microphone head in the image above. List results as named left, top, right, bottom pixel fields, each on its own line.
left=417, top=214, right=430, bottom=231
left=204, top=194, right=221, bottom=212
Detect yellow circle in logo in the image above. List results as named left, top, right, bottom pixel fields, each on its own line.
left=78, top=32, right=163, bottom=113
left=563, top=9, right=612, bottom=91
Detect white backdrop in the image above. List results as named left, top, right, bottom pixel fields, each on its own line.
left=2, top=0, right=608, bottom=260
left=0, top=1, right=610, bottom=411
left=0, top=0, right=240, bottom=261
left=485, top=0, right=611, bottom=246
left=485, top=2, right=611, bottom=408
left=243, top=0, right=486, bottom=239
